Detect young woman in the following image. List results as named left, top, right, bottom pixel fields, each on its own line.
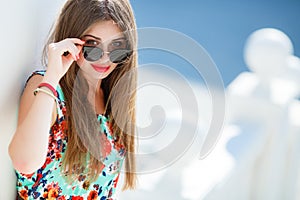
left=8, top=0, right=137, bottom=199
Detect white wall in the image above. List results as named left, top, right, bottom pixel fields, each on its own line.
left=0, top=1, right=65, bottom=198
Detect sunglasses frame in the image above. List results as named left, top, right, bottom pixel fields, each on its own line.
left=81, top=38, right=132, bottom=63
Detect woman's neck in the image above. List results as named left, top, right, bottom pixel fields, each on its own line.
left=87, top=78, right=105, bottom=115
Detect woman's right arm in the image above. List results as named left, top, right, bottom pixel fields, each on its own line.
left=8, top=73, right=60, bottom=174
left=8, top=38, right=84, bottom=174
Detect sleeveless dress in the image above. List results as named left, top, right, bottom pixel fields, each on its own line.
left=16, top=70, right=126, bottom=200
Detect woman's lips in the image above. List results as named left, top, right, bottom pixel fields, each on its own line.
left=91, top=64, right=110, bottom=73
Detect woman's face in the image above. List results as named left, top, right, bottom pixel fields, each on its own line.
left=77, top=20, right=125, bottom=81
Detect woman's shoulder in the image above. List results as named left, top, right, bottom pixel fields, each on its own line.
left=23, top=69, right=46, bottom=87
left=25, top=69, right=46, bottom=82
left=24, top=69, right=65, bottom=102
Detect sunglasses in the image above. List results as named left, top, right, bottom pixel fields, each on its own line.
left=82, top=38, right=132, bottom=63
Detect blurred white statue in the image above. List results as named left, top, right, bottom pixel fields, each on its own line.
left=231, top=28, right=300, bottom=103
left=204, top=28, right=300, bottom=200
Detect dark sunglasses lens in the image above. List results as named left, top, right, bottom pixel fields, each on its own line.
left=83, top=46, right=103, bottom=62
left=109, top=49, right=132, bottom=63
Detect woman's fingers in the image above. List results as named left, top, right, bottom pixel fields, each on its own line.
left=68, top=38, right=85, bottom=60
left=63, top=38, right=85, bottom=60
left=67, top=38, right=85, bottom=45
left=49, top=38, right=85, bottom=61
left=46, top=38, right=85, bottom=79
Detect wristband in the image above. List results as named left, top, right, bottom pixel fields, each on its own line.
left=38, top=82, right=58, bottom=97
left=33, top=88, right=59, bottom=102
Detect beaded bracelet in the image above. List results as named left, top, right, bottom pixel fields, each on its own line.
left=33, top=88, right=59, bottom=102
left=38, top=82, right=58, bottom=98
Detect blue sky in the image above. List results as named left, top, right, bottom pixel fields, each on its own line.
left=131, top=0, right=300, bottom=86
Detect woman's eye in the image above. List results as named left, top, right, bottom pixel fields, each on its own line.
left=111, top=41, right=125, bottom=48
left=85, top=40, right=98, bottom=46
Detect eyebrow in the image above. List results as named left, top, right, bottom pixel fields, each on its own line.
left=83, top=34, right=101, bottom=40
left=82, top=34, right=126, bottom=41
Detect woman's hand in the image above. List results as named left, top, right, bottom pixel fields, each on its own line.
left=46, top=38, right=85, bottom=83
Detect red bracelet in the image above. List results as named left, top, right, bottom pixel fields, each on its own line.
left=38, top=82, right=58, bottom=97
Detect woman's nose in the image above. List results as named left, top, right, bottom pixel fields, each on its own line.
left=99, top=50, right=111, bottom=64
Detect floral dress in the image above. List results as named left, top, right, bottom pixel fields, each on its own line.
left=16, top=70, right=126, bottom=200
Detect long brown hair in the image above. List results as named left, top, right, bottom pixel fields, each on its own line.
left=43, top=0, right=137, bottom=190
